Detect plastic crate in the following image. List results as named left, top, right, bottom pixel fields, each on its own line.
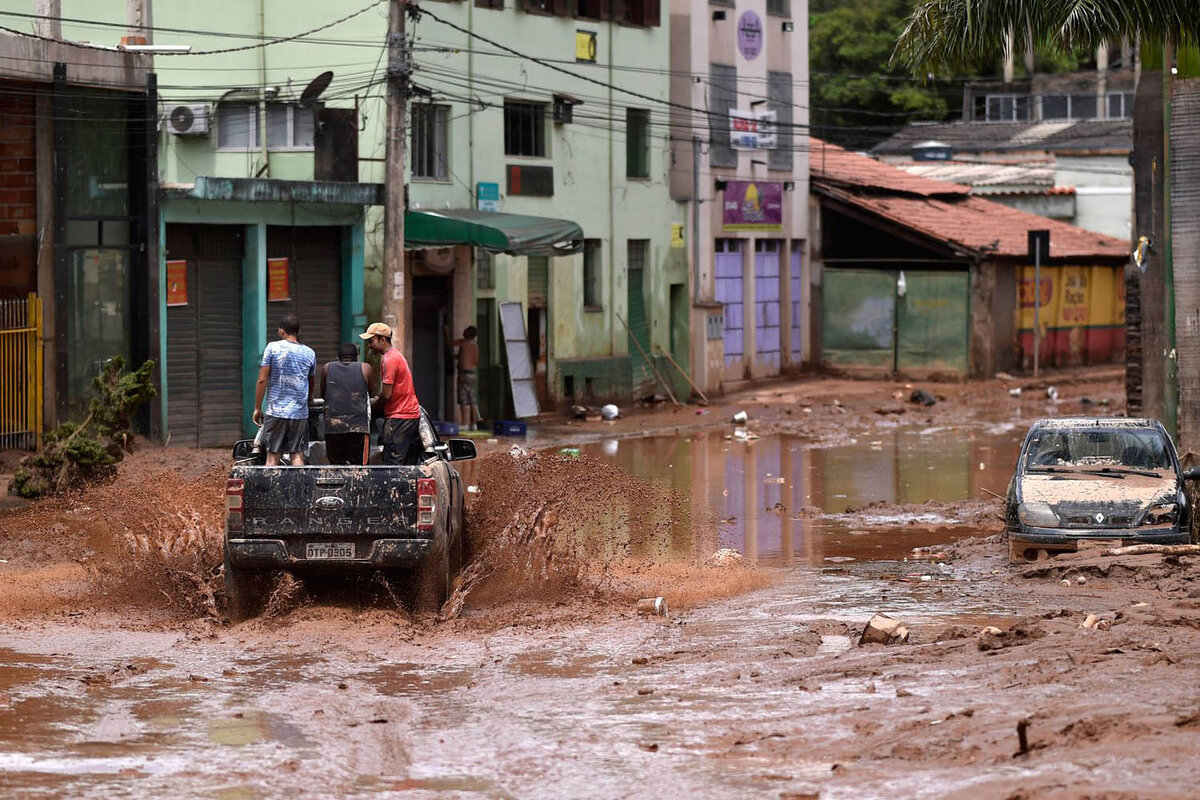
left=493, top=420, right=527, bottom=437
left=434, top=420, right=459, bottom=437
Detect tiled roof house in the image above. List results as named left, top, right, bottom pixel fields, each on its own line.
left=807, top=139, right=1129, bottom=377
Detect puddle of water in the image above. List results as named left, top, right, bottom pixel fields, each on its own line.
left=366, top=662, right=475, bottom=695
left=575, top=428, right=1019, bottom=567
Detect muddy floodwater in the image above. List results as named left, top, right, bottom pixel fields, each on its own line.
left=5, top=387, right=1198, bottom=800
left=577, top=425, right=1021, bottom=566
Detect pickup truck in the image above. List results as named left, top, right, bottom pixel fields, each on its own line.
left=223, top=410, right=476, bottom=619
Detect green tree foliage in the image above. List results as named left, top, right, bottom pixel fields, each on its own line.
left=810, top=0, right=996, bottom=148
left=10, top=357, right=157, bottom=498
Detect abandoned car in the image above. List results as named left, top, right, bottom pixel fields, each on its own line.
left=1005, top=418, right=1200, bottom=562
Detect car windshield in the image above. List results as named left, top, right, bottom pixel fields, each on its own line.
left=1025, top=427, right=1173, bottom=471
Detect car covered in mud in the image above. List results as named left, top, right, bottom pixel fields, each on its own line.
left=1006, top=418, right=1200, bottom=562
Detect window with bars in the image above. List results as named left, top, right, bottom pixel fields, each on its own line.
left=411, top=103, right=449, bottom=180
left=576, top=0, right=610, bottom=20
left=583, top=239, right=602, bottom=309
left=620, top=0, right=661, bottom=26
left=767, top=71, right=793, bottom=171
left=266, top=103, right=315, bottom=150
left=982, top=94, right=1030, bottom=121
left=1107, top=91, right=1135, bottom=118
left=627, top=238, right=648, bottom=272
left=626, top=108, right=650, bottom=178
left=217, top=101, right=259, bottom=149
left=1042, top=93, right=1102, bottom=120
left=476, top=249, right=495, bottom=290
left=504, top=100, right=547, bottom=157
left=709, top=64, right=737, bottom=168
left=766, top=0, right=789, bottom=16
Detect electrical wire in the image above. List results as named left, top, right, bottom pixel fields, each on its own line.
left=0, top=0, right=387, bottom=56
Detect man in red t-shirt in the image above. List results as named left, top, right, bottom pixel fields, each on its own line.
left=359, top=322, right=423, bottom=465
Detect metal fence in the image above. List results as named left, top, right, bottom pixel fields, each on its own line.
left=0, top=293, right=43, bottom=450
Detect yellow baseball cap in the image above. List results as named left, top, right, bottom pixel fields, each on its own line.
left=358, top=322, right=393, bottom=340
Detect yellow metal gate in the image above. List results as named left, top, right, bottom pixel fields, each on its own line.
left=0, top=293, right=42, bottom=450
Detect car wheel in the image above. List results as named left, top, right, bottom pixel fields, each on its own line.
left=412, top=539, right=450, bottom=615
left=224, top=552, right=264, bottom=621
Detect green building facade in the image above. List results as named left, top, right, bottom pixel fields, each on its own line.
left=30, top=0, right=685, bottom=438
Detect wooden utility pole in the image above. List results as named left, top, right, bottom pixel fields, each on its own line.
left=382, top=0, right=410, bottom=348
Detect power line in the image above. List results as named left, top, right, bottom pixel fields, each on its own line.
left=0, top=0, right=386, bottom=56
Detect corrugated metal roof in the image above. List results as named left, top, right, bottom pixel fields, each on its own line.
left=871, top=119, right=1132, bottom=155
left=895, top=161, right=1056, bottom=188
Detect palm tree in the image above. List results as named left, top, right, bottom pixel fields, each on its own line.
left=895, top=1, right=1200, bottom=454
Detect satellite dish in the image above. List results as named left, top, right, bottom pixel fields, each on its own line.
left=300, top=71, right=334, bottom=105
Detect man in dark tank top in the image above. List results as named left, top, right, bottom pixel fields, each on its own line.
left=320, top=342, right=374, bottom=465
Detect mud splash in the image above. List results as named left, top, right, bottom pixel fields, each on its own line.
left=0, top=464, right=226, bottom=621
left=448, top=448, right=761, bottom=618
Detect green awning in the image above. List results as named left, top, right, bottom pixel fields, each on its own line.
left=404, top=209, right=583, bottom=256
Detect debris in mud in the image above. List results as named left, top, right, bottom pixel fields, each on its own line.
left=909, top=389, right=937, bottom=407
left=636, top=597, right=668, bottom=617
left=732, top=411, right=749, bottom=425
left=978, top=617, right=1047, bottom=651
left=859, top=613, right=909, bottom=646
left=706, top=548, right=743, bottom=567
left=10, top=357, right=157, bottom=498
left=1015, top=718, right=1031, bottom=757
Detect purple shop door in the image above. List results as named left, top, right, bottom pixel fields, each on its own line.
left=790, top=245, right=804, bottom=363
left=753, top=240, right=781, bottom=376
left=715, top=240, right=744, bottom=377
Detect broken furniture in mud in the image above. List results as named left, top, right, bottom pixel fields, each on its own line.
left=1004, top=418, right=1200, bottom=563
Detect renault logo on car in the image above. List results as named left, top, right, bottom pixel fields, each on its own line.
left=1094, top=512, right=1104, bottom=524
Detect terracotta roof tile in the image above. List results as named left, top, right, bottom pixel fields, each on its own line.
left=809, top=138, right=1128, bottom=260
left=809, top=139, right=970, bottom=197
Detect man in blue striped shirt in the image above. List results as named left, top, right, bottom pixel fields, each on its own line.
left=253, top=314, right=317, bottom=466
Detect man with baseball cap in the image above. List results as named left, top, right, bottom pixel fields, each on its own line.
left=359, top=322, right=423, bottom=465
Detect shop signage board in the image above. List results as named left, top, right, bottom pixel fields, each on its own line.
left=267, top=257, right=291, bottom=302
left=723, top=180, right=783, bottom=231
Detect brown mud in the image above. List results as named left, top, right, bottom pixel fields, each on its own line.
left=4, top=367, right=1198, bottom=798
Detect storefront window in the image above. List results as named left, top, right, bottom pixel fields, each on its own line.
left=62, top=90, right=136, bottom=412
left=67, top=249, right=132, bottom=406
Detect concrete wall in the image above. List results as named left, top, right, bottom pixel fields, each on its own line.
left=402, top=6, right=686, bottom=404
left=1055, top=154, right=1133, bottom=240
left=669, top=0, right=809, bottom=394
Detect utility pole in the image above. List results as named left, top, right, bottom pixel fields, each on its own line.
left=382, top=0, right=410, bottom=349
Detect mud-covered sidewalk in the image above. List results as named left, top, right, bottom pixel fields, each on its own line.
left=3, top=366, right=1198, bottom=799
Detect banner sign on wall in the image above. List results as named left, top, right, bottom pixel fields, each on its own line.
left=723, top=180, right=783, bottom=231
left=267, top=257, right=291, bottom=302
left=166, top=260, right=188, bottom=306
left=730, top=109, right=776, bottom=150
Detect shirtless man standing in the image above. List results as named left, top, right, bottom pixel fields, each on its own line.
left=447, top=325, right=481, bottom=428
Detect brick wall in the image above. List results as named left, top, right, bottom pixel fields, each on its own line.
left=0, top=83, right=37, bottom=298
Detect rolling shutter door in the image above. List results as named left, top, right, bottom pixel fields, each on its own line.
left=266, top=227, right=342, bottom=366
left=165, top=225, right=244, bottom=448
left=165, top=227, right=199, bottom=447
left=527, top=256, right=548, bottom=308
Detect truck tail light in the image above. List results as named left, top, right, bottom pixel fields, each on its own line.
left=226, top=478, right=244, bottom=532
left=417, top=478, right=436, bottom=532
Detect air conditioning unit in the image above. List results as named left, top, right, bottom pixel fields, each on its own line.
left=167, top=104, right=210, bottom=136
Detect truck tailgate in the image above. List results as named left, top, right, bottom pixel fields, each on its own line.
left=234, top=465, right=422, bottom=538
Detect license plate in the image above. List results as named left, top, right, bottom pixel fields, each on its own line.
left=305, top=542, right=355, bottom=559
